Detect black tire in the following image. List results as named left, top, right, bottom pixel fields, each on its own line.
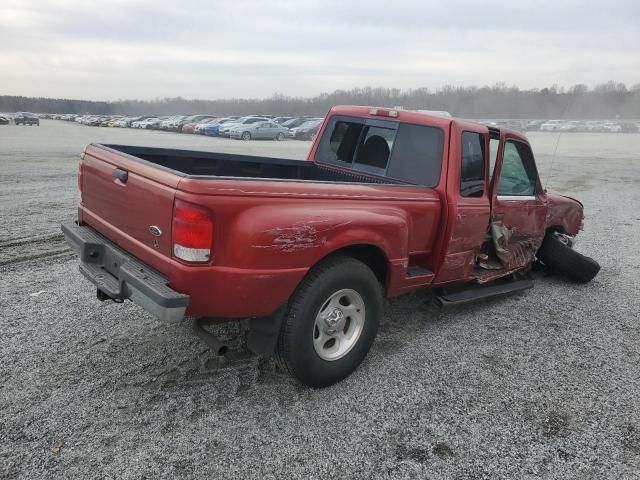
left=241, top=131, right=251, bottom=141
left=275, top=255, right=382, bottom=387
left=537, top=232, right=600, bottom=283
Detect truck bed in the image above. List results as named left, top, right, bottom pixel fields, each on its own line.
left=101, top=144, right=399, bottom=184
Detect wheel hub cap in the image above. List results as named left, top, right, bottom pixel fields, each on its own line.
left=322, top=308, right=345, bottom=335
left=312, top=289, right=366, bottom=361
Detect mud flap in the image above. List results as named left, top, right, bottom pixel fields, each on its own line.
left=246, top=305, right=287, bottom=357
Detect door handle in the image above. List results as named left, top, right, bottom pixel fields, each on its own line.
left=112, top=168, right=128, bottom=183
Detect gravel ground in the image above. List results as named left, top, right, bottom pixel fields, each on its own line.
left=1, top=121, right=640, bottom=479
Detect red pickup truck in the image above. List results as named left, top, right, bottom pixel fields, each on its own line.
left=62, top=106, right=599, bottom=387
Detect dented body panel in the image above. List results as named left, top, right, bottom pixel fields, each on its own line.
left=72, top=105, right=589, bottom=320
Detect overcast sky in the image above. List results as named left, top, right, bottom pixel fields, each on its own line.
left=1, top=0, right=639, bottom=101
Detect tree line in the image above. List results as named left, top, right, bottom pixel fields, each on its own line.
left=2, top=81, right=639, bottom=119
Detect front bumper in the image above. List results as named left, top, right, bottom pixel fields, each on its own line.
left=61, top=223, right=189, bottom=321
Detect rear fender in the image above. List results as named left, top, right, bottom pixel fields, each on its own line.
left=222, top=204, right=409, bottom=271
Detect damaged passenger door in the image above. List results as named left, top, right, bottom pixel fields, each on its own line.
left=489, top=135, right=548, bottom=270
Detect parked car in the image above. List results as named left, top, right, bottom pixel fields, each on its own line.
left=160, top=116, right=185, bottom=130
left=193, top=119, right=218, bottom=134
left=558, top=120, right=583, bottom=132
left=281, top=117, right=311, bottom=129
left=619, top=122, right=639, bottom=133
left=200, top=117, right=240, bottom=136
left=539, top=120, right=563, bottom=131
left=228, top=120, right=289, bottom=140
left=602, top=122, right=622, bottom=133
left=273, top=116, right=294, bottom=124
left=136, top=118, right=163, bottom=129
left=0, top=115, right=10, bottom=125
left=218, top=116, right=269, bottom=137
left=289, top=118, right=323, bottom=139
left=62, top=105, right=600, bottom=387
left=14, top=112, right=40, bottom=126
left=113, top=117, right=133, bottom=127
left=176, top=115, right=215, bottom=132
left=524, top=120, right=544, bottom=131
left=123, top=116, right=153, bottom=128
left=182, top=117, right=217, bottom=134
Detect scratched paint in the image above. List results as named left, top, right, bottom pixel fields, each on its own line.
left=253, top=219, right=352, bottom=252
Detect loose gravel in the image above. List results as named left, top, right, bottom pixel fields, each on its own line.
left=1, top=121, right=639, bottom=479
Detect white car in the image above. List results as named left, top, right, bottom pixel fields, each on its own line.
left=219, top=116, right=269, bottom=137
left=602, top=122, right=622, bottom=133
left=539, top=120, right=563, bottom=131
left=558, top=121, right=583, bottom=132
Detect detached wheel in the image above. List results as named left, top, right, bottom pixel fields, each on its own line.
left=241, top=131, right=251, bottom=141
left=537, top=231, right=600, bottom=283
left=275, top=256, right=382, bottom=387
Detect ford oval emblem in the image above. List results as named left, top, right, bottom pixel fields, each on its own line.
left=149, top=226, right=162, bottom=237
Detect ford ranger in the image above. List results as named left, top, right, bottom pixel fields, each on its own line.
left=62, top=106, right=600, bottom=387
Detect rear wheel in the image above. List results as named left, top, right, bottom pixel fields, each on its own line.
left=241, top=131, right=251, bottom=141
left=276, top=132, right=285, bottom=141
left=275, top=256, right=382, bottom=387
left=537, top=231, right=600, bottom=282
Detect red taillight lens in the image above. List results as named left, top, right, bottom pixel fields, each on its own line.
left=172, top=199, right=213, bottom=263
left=77, top=162, right=84, bottom=199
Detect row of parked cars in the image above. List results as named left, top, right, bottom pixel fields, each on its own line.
left=482, top=118, right=640, bottom=133
left=0, top=112, right=40, bottom=125
left=26, top=112, right=640, bottom=135
left=48, top=113, right=325, bottom=140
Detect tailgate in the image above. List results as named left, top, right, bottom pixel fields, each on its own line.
left=79, top=144, right=181, bottom=263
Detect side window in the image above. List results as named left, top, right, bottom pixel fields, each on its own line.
left=489, top=138, right=500, bottom=179
left=386, top=123, right=444, bottom=187
left=497, top=141, right=538, bottom=196
left=460, top=132, right=485, bottom=197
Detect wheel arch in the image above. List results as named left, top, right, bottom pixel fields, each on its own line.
left=545, top=224, right=566, bottom=234
left=308, top=243, right=390, bottom=290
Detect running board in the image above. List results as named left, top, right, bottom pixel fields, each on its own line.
left=434, top=277, right=534, bottom=307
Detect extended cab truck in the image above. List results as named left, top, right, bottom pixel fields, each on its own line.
left=62, top=106, right=600, bottom=387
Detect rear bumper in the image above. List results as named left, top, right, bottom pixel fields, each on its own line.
left=61, top=222, right=189, bottom=321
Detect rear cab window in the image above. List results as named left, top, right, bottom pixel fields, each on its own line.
left=315, top=115, right=444, bottom=186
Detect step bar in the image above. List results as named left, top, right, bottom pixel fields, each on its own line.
left=434, top=276, right=534, bottom=307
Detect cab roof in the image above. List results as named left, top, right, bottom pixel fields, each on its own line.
left=328, top=105, right=529, bottom=143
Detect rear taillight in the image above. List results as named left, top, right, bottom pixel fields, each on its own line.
left=77, top=162, right=84, bottom=198
left=172, top=199, right=213, bottom=263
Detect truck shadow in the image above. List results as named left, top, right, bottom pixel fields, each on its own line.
left=139, top=270, right=577, bottom=401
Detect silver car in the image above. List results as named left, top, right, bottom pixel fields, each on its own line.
left=228, top=121, right=289, bottom=140
left=219, top=116, right=269, bottom=136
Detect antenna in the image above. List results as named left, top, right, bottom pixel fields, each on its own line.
left=545, top=93, right=573, bottom=189
left=546, top=131, right=563, bottom=189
